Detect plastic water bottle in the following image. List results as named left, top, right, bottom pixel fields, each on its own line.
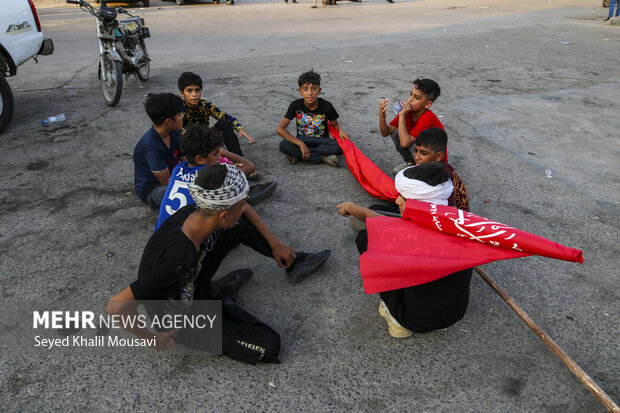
left=42, top=114, right=66, bottom=125
left=393, top=102, right=403, bottom=115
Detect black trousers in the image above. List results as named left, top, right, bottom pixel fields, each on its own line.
left=279, top=136, right=343, bottom=164
left=213, top=118, right=243, bottom=156
left=355, top=230, right=472, bottom=333
left=182, top=216, right=281, bottom=364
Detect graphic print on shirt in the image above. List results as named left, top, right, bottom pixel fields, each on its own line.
left=164, top=167, right=200, bottom=216
left=296, top=111, right=326, bottom=137
left=168, top=149, right=181, bottom=173
left=177, top=249, right=206, bottom=303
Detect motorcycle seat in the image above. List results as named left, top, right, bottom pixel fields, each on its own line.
left=120, top=17, right=140, bottom=24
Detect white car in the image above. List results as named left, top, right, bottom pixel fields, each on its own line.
left=0, top=0, right=54, bottom=133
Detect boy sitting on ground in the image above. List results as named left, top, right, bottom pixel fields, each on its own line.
left=379, top=78, right=444, bottom=174
left=178, top=72, right=255, bottom=158
left=108, top=164, right=331, bottom=363
left=337, top=162, right=473, bottom=338
left=277, top=70, right=350, bottom=167
left=133, top=93, right=186, bottom=210
left=360, top=128, right=468, bottom=222
left=156, top=124, right=277, bottom=230
left=413, top=127, right=468, bottom=211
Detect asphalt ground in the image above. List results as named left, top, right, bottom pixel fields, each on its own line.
left=2, top=0, right=619, bottom=411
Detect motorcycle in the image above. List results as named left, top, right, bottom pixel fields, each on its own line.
left=67, top=0, right=151, bottom=106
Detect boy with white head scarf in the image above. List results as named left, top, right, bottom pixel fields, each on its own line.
left=337, top=162, right=473, bottom=338
left=109, top=164, right=331, bottom=363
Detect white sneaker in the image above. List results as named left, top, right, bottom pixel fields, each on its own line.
left=378, top=300, right=413, bottom=338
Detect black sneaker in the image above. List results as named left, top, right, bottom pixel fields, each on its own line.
left=286, top=250, right=331, bottom=284
left=248, top=181, right=277, bottom=206
left=211, top=269, right=253, bottom=301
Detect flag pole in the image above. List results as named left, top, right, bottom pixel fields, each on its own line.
left=473, top=266, right=619, bottom=412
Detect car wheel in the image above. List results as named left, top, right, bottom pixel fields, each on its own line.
left=0, top=75, right=15, bottom=134
left=176, top=0, right=184, bottom=4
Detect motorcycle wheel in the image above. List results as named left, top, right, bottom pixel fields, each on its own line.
left=0, top=75, right=15, bottom=134
left=136, top=42, right=151, bottom=81
left=99, top=55, right=123, bottom=107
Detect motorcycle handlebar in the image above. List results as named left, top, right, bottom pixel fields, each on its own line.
left=66, top=0, right=80, bottom=3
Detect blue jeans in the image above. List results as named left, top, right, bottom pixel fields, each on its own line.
left=145, top=185, right=166, bottom=210
left=610, top=0, right=619, bottom=18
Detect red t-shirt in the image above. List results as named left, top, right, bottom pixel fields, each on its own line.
left=389, top=109, right=447, bottom=161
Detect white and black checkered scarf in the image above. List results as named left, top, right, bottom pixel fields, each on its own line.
left=188, top=163, right=249, bottom=210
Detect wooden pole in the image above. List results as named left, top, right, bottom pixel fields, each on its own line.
left=473, top=266, right=619, bottom=412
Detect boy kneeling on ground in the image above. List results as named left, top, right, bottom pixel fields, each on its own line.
left=337, top=163, right=473, bottom=338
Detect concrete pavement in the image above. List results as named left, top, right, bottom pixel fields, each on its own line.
left=1, top=0, right=619, bottom=411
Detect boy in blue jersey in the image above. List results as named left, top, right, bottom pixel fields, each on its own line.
left=156, top=124, right=276, bottom=230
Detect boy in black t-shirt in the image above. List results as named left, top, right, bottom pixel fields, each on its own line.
left=277, top=70, right=350, bottom=167
left=107, top=164, right=331, bottom=364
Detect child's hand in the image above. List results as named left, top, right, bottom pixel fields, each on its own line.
left=339, top=130, right=351, bottom=141
left=233, top=162, right=244, bottom=169
left=299, top=142, right=311, bottom=160
left=379, top=98, right=389, bottom=118
left=271, top=241, right=296, bottom=269
left=152, top=329, right=178, bottom=351
left=337, top=202, right=353, bottom=217
left=399, top=101, right=412, bottom=116
left=238, top=128, right=255, bottom=143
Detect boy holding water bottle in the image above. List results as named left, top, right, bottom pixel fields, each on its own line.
left=379, top=78, right=444, bottom=175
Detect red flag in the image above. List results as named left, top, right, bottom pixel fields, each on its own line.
left=360, top=201, right=583, bottom=294
left=329, top=125, right=398, bottom=201
left=401, top=199, right=583, bottom=263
